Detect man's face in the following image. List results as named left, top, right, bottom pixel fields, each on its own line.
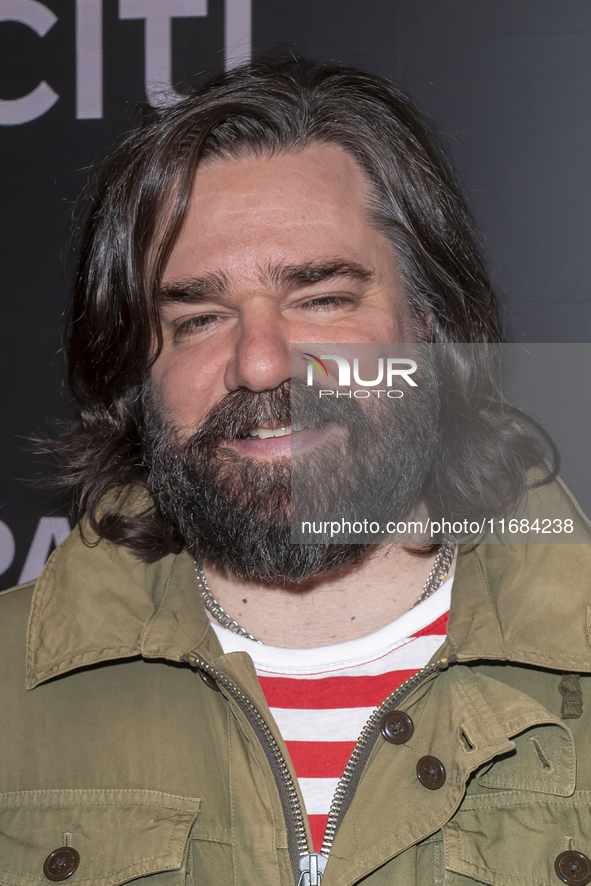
left=152, top=143, right=411, bottom=444
left=146, top=143, right=432, bottom=582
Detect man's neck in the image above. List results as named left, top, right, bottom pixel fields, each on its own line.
left=201, top=546, right=455, bottom=649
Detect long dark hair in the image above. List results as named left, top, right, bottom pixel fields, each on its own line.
left=46, top=58, right=554, bottom=560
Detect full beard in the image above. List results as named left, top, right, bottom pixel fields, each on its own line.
left=142, top=375, right=439, bottom=584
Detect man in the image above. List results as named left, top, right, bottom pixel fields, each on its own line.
left=2, top=59, right=591, bottom=886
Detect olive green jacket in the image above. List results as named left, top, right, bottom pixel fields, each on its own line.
left=2, top=479, right=591, bottom=886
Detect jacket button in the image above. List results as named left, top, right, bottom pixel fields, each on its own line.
left=555, top=851, right=591, bottom=885
left=416, top=755, right=446, bottom=790
left=43, top=847, right=80, bottom=881
left=199, top=669, right=221, bottom=692
left=381, top=711, right=414, bottom=744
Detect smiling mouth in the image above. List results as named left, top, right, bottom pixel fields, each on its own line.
left=223, top=421, right=339, bottom=457
left=241, top=423, right=305, bottom=439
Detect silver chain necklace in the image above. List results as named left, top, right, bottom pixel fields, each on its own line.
left=412, top=540, right=455, bottom=607
left=195, top=540, right=455, bottom=644
left=195, top=562, right=261, bottom=643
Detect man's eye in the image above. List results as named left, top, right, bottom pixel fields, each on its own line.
left=304, top=295, right=350, bottom=311
left=175, top=315, right=219, bottom=337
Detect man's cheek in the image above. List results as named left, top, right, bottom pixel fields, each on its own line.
left=150, top=367, right=217, bottom=435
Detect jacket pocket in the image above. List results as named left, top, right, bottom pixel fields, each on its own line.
left=0, top=789, right=201, bottom=886
left=442, top=790, right=591, bottom=885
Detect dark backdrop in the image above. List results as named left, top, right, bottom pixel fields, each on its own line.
left=2, top=0, right=590, bottom=589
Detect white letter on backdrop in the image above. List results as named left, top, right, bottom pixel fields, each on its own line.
left=19, top=517, right=71, bottom=583
left=225, top=0, right=250, bottom=70
left=119, top=0, right=207, bottom=106
left=76, top=0, right=102, bottom=118
left=0, top=0, right=58, bottom=125
left=0, top=521, right=15, bottom=576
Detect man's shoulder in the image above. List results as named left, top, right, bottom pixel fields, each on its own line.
left=0, top=580, right=35, bottom=627
left=0, top=581, right=36, bottom=697
left=0, top=579, right=35, bottom=598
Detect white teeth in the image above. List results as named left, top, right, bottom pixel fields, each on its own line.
left=249, top=425, right=292, bottom=439
left=246, top=423, right=308, bottom=439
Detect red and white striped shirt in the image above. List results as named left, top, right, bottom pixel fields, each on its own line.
left=212, top=579, right=452, bottom=851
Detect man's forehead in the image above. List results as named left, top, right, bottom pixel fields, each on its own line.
left=161, top=143, right=395, bottom=289
left=192, top=141, right=369, bottom=200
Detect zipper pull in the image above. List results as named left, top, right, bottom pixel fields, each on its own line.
left=297, top=853, right=328, bottom=886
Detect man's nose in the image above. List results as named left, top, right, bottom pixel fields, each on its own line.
left=224, top=306, right=292, bottom=392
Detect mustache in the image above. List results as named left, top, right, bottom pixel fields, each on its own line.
left=179, top=378, right=373, bottom=451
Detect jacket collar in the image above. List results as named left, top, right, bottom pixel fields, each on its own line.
left=26, top=524, right=221, bottom=689
left=26, top=479, right=591, bottom=689
left=445, top=478, right=591, bottom=672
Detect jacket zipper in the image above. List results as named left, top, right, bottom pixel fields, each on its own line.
left=321, top=655, right=454, bottom=856
left=184, top=650, right=455, bottom=885
left=184, top=651, right=309, bottom=879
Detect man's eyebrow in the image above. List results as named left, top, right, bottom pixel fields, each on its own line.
left=158, top=260, right=374, bottom=305
left=159, top=271, right=230, bottom=305
left=267, top=259, right=375, bottom=290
